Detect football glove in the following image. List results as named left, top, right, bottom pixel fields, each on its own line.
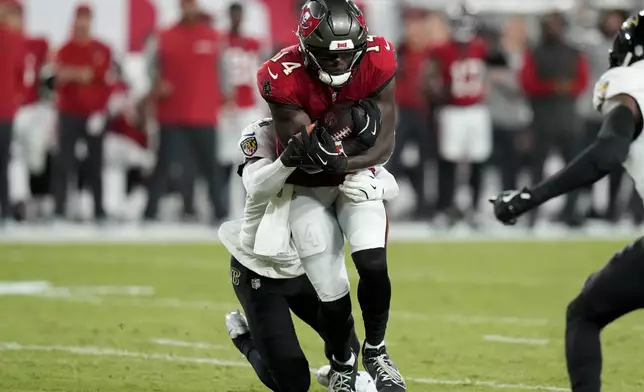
left=280, top=126, right=313, bottom=167
left=489, top=187, right=536, bottom=225
left=308, top=128, right=348, bottom=173
left=354, top=99, right=382, bottom=148
left=339, top=170, right=384, bottom=202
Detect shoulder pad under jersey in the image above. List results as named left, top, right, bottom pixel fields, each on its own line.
left=593, top=64, right=644, bottom=113
left=363, top=36, right=398, bottom=95
left=256, top=46, right=305, bottom=107
left=238, top=118, right=277, bottom=160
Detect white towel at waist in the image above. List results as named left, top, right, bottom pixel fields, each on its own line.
left=253, top=184, right=294, bottom=258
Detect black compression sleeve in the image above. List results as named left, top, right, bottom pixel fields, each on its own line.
left=530, top=105, right=636, bottom=205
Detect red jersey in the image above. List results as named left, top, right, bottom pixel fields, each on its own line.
left=156, top=23, right=221, bottom=126
left=395, top=44, right=429, bottom=110
left=56, top=39, right=112, bottom=116
left=256, top=35, right=397, bottom=186
left=430, top=39, right=487, bottom=106
left=258, top=35, right=396, bottom=120
left=0, top=26, right=24, bottom=120
left=22, top=37, right=49, bottom=105
left=223, top=33, right=262, bottom=108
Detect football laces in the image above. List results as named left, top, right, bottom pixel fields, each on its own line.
left=331, top=126, right=353, bottom=142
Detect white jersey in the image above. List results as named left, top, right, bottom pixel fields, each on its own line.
left=593, top=61, right=644, bottom=197
left=218, top=118, right=305, bottom=279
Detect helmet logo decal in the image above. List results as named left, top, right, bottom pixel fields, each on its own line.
left=624, top=15, right=639, bottom=29
left=299, top=6, right=322, bottom=38
left=329, top=39, right=355, bottom=50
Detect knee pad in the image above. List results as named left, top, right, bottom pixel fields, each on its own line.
left=352, top=248, right=387, bottom=274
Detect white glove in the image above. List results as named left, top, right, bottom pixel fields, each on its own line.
left=339, top=170, right=384, bottom=202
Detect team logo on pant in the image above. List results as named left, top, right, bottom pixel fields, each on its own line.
left=231, top=268, right=241, bottom=286
left=251, top=278, right=261, bottom=290
left=240, top=136, right=258, bottom=157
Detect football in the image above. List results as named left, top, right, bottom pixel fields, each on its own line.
left=321, top=103, right=367, bottom=142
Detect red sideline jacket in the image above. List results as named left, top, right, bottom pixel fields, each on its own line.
left=56, top=38, right=113, bottom=116
left=156, top=22, right=221, bottom=126
left=0, top=26, right=25, bottom=121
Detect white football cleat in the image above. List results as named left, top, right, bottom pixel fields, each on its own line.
left=225, top=310, right=249, bottom=339
left=318, top=365, right=377, bottom=392
left=317, top=365, right=331, bottom=386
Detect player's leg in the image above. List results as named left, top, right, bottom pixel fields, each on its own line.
left=229, top=256, right=312, bottom=392
left=565, top=237, right=644, bottom=392
left=186, top=125, right=227, bottom=222
left=436, top=106, right=466, bottom=224
left=465, top=105, right=492, bottom=225
left=289, top=188, right=358, bottom=390
left=52, top=114, right=83, bottom=219
left=143, top=126, right=179, bottom=220
left=286, top=271, right=361, bottom=360
left=335, top=196, right=406, bottom=391
left=0, top=121, right=12, bottom=222
left=83, top=120, right=106, bottom=220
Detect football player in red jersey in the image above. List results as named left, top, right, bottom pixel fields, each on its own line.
left=428, top=3, right=501, bottom=228
left=255, top=1, right=402, bottom=391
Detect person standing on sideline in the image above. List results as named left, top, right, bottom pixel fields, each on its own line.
left=143, top=0, right=227, bottom=225
left=575, top=9, right=628, bottom=221
left=520, top=11, right=589, bottom=227
left=53, top=4, right=112, bottom=223
left=219, top=2, right=264, bottom=219
left=0, top=0, right=25, bottom=226
left=389, top=8, right=432, bottom=220
left=10, top=1, right=51, bottom=221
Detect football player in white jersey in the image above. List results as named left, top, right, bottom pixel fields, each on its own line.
left=219, top=117, right=398, bottom=392
left=490, top=12, right=644, bottom=392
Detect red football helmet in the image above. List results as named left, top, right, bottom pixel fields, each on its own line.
left=296, top=0, right=369, bottom=87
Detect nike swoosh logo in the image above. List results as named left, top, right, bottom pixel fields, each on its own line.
left=316, top=154, right=327, bottom=165
left=268, top=67, right=278, bottom=80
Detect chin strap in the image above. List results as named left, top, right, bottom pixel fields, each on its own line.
left=318, top=70, right=352, bottom=87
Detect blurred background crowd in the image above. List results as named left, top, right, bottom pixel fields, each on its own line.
left=1, top=0, right=643, bottom=232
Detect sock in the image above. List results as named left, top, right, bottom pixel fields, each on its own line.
left=333, top=353, right=355, bottom=367
left=364, top=341, right=385, bottom=350
left=320, top=294, right=354, bottom=363
left=354, top=248, right=391, bottom=347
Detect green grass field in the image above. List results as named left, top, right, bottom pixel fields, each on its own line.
left=1, top=241, right=644, bottom=392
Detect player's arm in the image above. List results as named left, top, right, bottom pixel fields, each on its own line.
left=530, top=94, right=639, bottom=202
left=242, top=157, right=296, bottom=202
left=240, top=119, right=313, bottom=202
left=267, top=102, right=313, bottom=146
left=343, top=78, right=396, bottom=171
left=491, top=94, right=640, bottom=222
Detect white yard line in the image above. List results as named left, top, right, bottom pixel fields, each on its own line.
left=483, top=335, right=550, bottom=345
left=0, top=342, right=569, bottom=391
left=0, top=342, right=248, bottom=367
left=150, top=338, right=225, bottom=350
